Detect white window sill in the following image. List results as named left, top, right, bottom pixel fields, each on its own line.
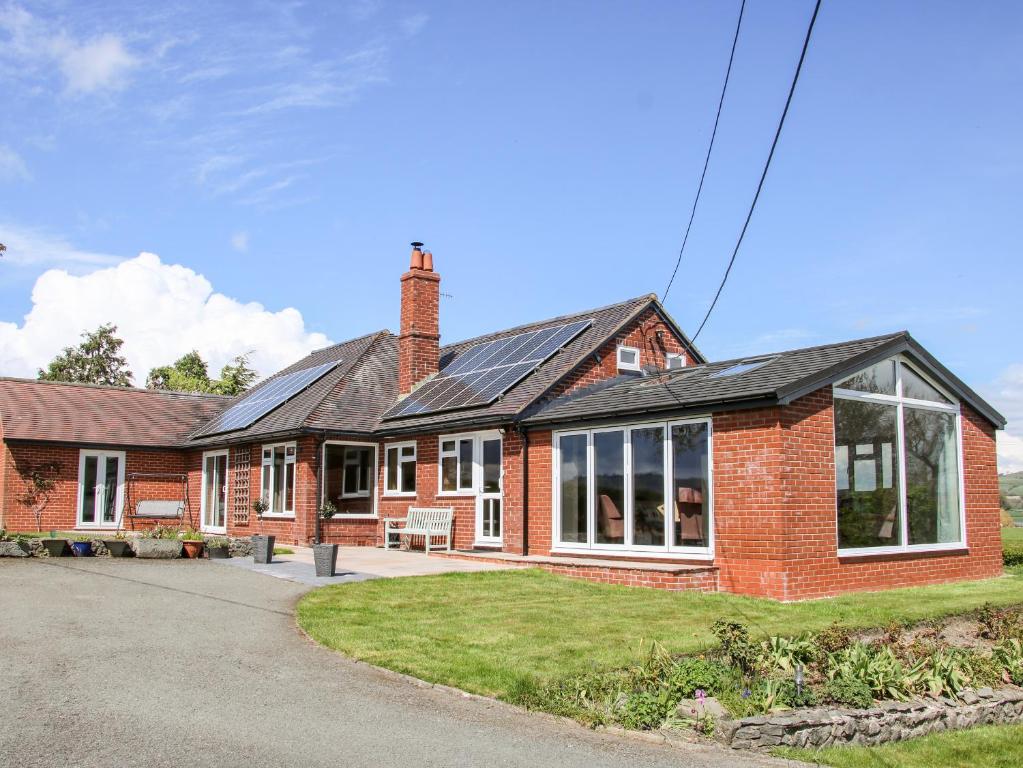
left=325, top=514, right=378, bottom=521
left=436, top=491, right=474, bottom=498
left=551, top=546, right=715, bottom=561
left=260, top=513, right=296, bottom=520
left=838, top=543, right=967, bottom=558
left=382, top=492, right=417, bottom=499
left=340, top=493, right=371, bottom=500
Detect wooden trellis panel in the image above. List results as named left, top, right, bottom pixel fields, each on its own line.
left=232, top=446, right=251, bottom=525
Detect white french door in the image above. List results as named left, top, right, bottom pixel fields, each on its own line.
left=77, top=450, right=125, bottom=528
left=201, top=450, right=229, bottom=533
left=475, top=436, right=503, bottom=545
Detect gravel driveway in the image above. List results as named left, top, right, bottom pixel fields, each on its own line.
left=0, top=559, right=791, bottom=768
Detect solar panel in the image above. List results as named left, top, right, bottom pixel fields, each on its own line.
left=384, top=318, right=592, bottom=419
left=198, top=361, right=340, bottom=435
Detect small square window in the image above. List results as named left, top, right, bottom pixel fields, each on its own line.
left=666, top=352, right=685, bottom=370
left=617, top=345, right=641, bottom=372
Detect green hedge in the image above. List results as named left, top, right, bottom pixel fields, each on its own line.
left=1005, top=545, right=1023, bottom=568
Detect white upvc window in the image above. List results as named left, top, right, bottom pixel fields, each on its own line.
left=665, top=352, right=686, bottom=370
left=260, top=442, right=297, bottom=517
left=322, top=441, right=378, bottom=517
left=384, top=441, right=417, bottom=496
left=552, top=417, right=713, bottom=558
left=833, top=356, right=966, bottom=557
left=77, top=449, right=126, bottom=529
left=617, top=345, right=641, bottom=372
left=438, top=435, right=476, bottom=494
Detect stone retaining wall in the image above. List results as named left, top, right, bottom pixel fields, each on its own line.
left=1, top=535, right=254, bottom=558
left=721, top=687, right=1023, bottom=750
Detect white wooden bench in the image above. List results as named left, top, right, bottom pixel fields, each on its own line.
left=383, top=507, right=453, bottom=555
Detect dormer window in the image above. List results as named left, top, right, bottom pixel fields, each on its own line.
left=617, top=345, right=641, bottom=373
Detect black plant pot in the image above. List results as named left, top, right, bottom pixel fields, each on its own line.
left=206, top=545, right=230, bottom=559
left=252, top=535, right=275, bottom=564
left=41, top=538, right=70, bottom=557
left=313, top=543, right=339, bottom=577
left=104, top=540, right=133, bottom=558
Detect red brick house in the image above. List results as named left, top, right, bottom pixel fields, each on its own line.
left=0, top=245, right=1006, bottom=599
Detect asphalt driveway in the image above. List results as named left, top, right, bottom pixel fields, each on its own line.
left=0, top=559, right=790, bottom=768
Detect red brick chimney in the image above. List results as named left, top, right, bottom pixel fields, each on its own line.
left=398, top=242, right=440, bottom=394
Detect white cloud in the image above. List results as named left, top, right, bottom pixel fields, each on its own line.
left=230, top=231, right=249, bottom=252
left=0, top=6, right=137, bottom=95
left=0, top=222, right=121, bottom=268
left=0, top=252, right=331, bottom=384
left=0, top=144, right=30, bottom=181
left=52, top=32, right=138, bottom=94
left=990, top=363, right=1023, bottom=473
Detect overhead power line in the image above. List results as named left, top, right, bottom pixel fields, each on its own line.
left=661, top=0, right=747, bottom=304
left=689, top=0, right=823, bottom=344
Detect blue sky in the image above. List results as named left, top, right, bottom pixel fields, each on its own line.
left=1, top=1, right=1021, bottom=469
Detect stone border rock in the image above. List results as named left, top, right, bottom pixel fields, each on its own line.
left=719, top=686, right=1023, bottom=750
left=1, top=534, right=253, bottom=558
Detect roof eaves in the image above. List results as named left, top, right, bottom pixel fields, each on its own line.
left=775, top=332, right=1006, bottom=429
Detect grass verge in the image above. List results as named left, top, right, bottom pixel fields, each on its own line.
left=774, top=724, right=1023, bottom=767
left=296, top=568, right=1023, bottom=701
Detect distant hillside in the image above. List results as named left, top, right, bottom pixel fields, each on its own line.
left=1002, top=473, right=1023, bottom=525
left=1002, top=471, right=1023, bottom=501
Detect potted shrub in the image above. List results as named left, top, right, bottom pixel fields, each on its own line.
left=132, top=525, right=182, bottom=559
left=313, top=501, right=339, bottom=577
left=205, top=536, right=230, bottom=559
left=180, top=529, right=205, bottom=559
left=70, top=536, right=94, bottom=557
left=251, top=497, right=274, bottom=564
left=104, top=532, right=133, bottom=558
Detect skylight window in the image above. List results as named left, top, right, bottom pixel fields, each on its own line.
left=709, top=357, right=774, bottom=379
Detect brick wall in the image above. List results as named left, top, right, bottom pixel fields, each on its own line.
left=709, top=391, right=1002, bottom=600
left=547, top=310, right=692, bottom=400
left=398, top=267, right=441, bottom=395
left=1, top=442, right=189, bottom=532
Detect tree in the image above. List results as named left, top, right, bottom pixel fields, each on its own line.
left=146, top=351, right=257, bottom=396
left=146, top=350, right=213, bottom=392
left=16, top=460, right=61, bottom=532
left=214, top=353, right=258, bottom=395
left=38, top=323, right=134, bottom=386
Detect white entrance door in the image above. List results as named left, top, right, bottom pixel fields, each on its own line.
left=78, top=450, right=125, bottom=528
left=201, top=451, right=229, bottom=533
left=475, top=436, right=503, bottom=545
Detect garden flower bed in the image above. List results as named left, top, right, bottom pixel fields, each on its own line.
left=518, top=606, right=1023, bottom=750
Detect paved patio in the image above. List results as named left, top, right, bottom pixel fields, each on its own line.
left=212, top=544, right=518, bottom=586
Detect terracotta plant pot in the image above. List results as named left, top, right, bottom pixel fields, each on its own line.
left=181, top=540, right=205, bottom=559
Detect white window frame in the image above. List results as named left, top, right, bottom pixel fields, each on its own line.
left=383, top=441, right=417, bottom=497
left=665, top=351, right=686, bottom=370
left=76, top=449, right=126, bottom=529
left=200, top=449, right=229, bottom=534
left=833, top=355, right=967, bottom=557
left=551, top=417, right=714, bottom=559
left=260, top=441, right=297, bottom=518
left=321, top=441, right=379, bottom=518
left=437, top=434, right=479, bottom=496
left=341, top=445, right=373, bottom=499
left=617, top=345, right=641, bottom=372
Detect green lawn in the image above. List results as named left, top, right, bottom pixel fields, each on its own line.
left=1003, top=526, right=1023, bottom=546
left=296, top=568, right=1023, bottom=700
left=775, top=724, right=1023, bottom=768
